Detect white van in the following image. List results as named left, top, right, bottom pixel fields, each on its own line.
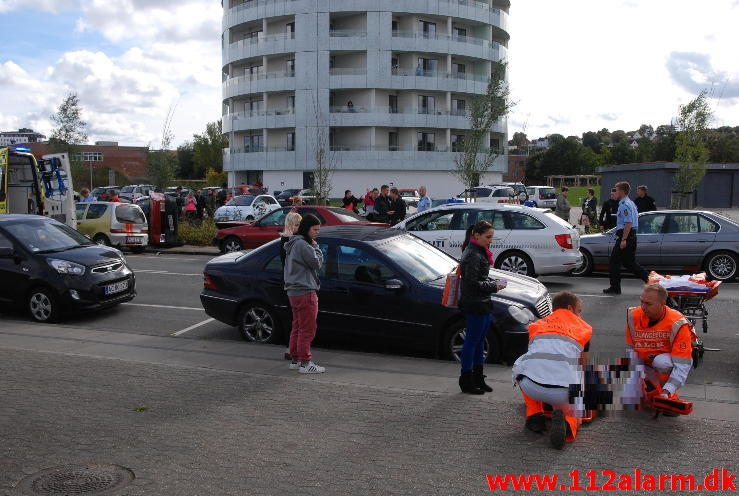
left=525, top=186, right=557, bottom=209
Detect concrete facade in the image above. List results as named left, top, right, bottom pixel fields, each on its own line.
left=221, top=0, right=510, bottom=197
left=598, top=162, right=739, bottom=208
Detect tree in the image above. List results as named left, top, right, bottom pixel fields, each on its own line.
left=609, top=141, right=636, bottom=165
left=706, top=127, right=739, bottom=163
left=192, top=120, right=228, bottom=177
left=453, top=61, right=514, bottom=195
left=509, top=131, right=529, bottom=151
left=524, top=150, right=546, bottom=183
left=49, top=93, right=88, bottom=188
left=147, top=107, right=177, bottom=188
left=176, top=141, right=195, bottom=179
left=652, top=133, right=677, bottom=161
left=672, top=91, right=711, bottom=208
left=635, top=137, right=654, bottom=163
left=311, top=96, right=336, bottom=205
left=610, top=130, right=628, bottom=145
left=582, top=131, right=602, bottom=152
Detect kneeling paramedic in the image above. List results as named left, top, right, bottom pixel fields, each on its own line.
left=511, top=291, right=592, bottom=449
left=622, top=283, right=695, bottom=415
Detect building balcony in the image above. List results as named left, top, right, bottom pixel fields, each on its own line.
left=222, top=70, right=296, bottom=98
left=391, top=31, right=500, bottom=61
left=222, top=109, right=296, bottom=132
left=328, top=106, right=507, bottom=131
left=389, top=68, right=490, bottom=93
left=328, top=30, right=369, bottom=50
left=223, top=32, right=297, bottom=65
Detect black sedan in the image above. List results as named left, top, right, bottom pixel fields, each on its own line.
left=0, top=215, right=136, bottom=322
left=200, top=226, right=552, bottom=363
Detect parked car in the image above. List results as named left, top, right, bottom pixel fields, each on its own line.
left=493, top=182, right=527, bottom=197
left=394, top=203, right=582, bottom=276
left=457, top=186, right=521, bottom=204
left=91, top=186, right=121, bottom=201
left=75, top=202, right=149, bottom=253
left=212, top=194, right=280, bottom=226
left=214, top=205, right=388, bottom=253
left=225, top=184, right=268, bottom=202
left=201, top=226, right=552, bottom=363
left=285, top=188, right=317, bottom=205
left=276, top=188, right=302, bottom=207
left=119, top=184, right=155, bottom=202
left=0, top=214, right=136, bottom=322
left=525, top=186, right=557, bottom=209
left=574, top=210, right=739, bottom=281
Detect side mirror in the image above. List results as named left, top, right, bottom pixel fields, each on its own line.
left=385, top=279, right=404, bottom=290
left=0, top=247, right=14, bottom=258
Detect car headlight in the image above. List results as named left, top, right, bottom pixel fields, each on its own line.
left=48, top=259, right=86, bottom=275
left=508, top=305, right=535, bottom=324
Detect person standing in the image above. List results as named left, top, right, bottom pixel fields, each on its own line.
left=216, top=185, right=227, bottom=207
left=108, top=189, right=121, bottom=202
left=284, top=214, right=325, bottom=374
left=388, top=187, right=407, bottom=225
left=634, top=185, right=657, bottom=213
left=195, top=190, right=205, bottom=220
left=373, top=184, right=392, bottom=223
left=457, top=220, right=506, bottom=395
left=363, top=188, right=378, bottom=217
left=80, top=188, right=96, bottom=202
left=599, top=188, right=619, bottom=231
left=280, top=211, right=303, bottom=361
left=417, top=185, right=432, bottom=213
left=205, top=189, right=217, bottom=218
left=184, top=191, right=196, bottom=220
left=603, top=181, right=649, bottom=295
left=580, top=188, right=598, bottom=233
left=555, top=187, right=571, bottom=223
left=341, top=190, right=361, bottom=214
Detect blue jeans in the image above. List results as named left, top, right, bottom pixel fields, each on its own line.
left=461, top=313, right=492, bottom=372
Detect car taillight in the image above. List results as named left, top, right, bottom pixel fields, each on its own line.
left=203, top=272, right=218, bottom=290
left=555, top=234, right=573, bottom=249
left=110, top=228, right=126, bottom=233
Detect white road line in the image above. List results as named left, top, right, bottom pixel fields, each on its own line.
left=172, top=318, right=216, bottom=336
left=122, top=303, right=204, bottom=311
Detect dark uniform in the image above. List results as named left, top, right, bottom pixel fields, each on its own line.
left=599, top=198, right=618, bottom=230
left=606, top=196, right=648, bottom=293
left=634, top=195, right=657, bottom=213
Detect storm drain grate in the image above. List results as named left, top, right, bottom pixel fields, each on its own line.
left=16, top=464, right=134, bottom=495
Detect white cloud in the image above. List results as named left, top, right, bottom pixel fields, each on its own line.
left=0, top=0, right=76, bottom=13
left=0, top=61, right=43, bottom=90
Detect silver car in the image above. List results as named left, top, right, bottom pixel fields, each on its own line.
left=573, top=210, right=739, bottom=281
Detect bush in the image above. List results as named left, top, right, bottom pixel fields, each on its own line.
left=178, top=218, right=217, bottom=246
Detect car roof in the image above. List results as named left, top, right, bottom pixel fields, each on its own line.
left=318, top=225, right=404, bottom=242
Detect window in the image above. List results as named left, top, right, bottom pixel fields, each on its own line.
left=667, top=214, right=699, bottom=234
left=286, top=132, right=295, bottom=151
left=229, top=195, right=256, bottom=206
left=699, top=215, right=719, bottom=233
left=452, top=63, right=466, bottom=75
left=245, top=99, right=263, bottom=113
left=391, top=56, right=399, bottom=71
left=75, top=203, right=87, bottom=221
left=298, top=208, right=325, bottom=224
left=418, top=58, right=437, bottom=74
left=391, top=20, right=399, bottom=32
left=388, top=95, right=398, bottom=113
left=286, top=59, right=295, bottom=74
left=451, top=134, right=465, bottom=152
left=336, top=245, right=395, bottom=284
left=259, top=209, right=287, bottom=226
left=453, top=27, right=467, bottom=38
left=475, top=210, right=505, bottom=230
left=260, top=196, right=277, bottom=205
left=418, top=95, right=435, bottom=114
left=490, top=137, right=501, bottom=153
left=452, top=99, right=466, bottom=115
left=507, top=212, right=545, bottom=230
left=263, top=243, right=329, bottom=277
left=329, top=56, right=335, bottom=69
left=286, top=22, right=295, bottom=37
left=247, top=64, right=262, bottom=76
left=419, top=20, right=436, bottom=38
left=85, top=204, right=108, bottom=220
left=493, top=187, right=515, bottom=197
left=405, top=211, right=454, bottom=231
left=287, top=95, right=295, bottom=111
left=417, top=132, right=435, bottom=151
left=115, top=204, right=146, bottom=224
left=388, top=132, right=399, bottom=151
left=82, top=152, right=103, bottom=162
left=637, top=214, right=666, bottom=234
left=452, top=209, right=477, bottom=230
left=244, top=134, right=263, bottom=152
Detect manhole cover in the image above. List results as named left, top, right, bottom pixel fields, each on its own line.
left=16, top=464, right=134, bottom=495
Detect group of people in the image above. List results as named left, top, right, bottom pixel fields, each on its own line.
left=341, top=185, right=432, bottom=225
left=79, top=188, right=120, bottom=203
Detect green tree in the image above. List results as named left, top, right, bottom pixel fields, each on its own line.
left=610, top=130, right=628, bottom=144
left=147, top=108, right=177, bottom=188
left=582, top=131, right=601, bottom=151
left=652, top=133, right=677, bottom=161
left=508, top=131, right=529, bottom=151
left=706, top=127, right=739, bottom=163
left=672, top=91, right=711, bottom=208
left=192, top=120, right=228, bottom=177
left=609, top=141, right=636, bottom=164
left=453, top=61, right=514, bottom=194
left=176, top=141, right=195, bottom=179
left=48, top=93, right=89, bottom=188
left=596, top=128, right=612, bottom=146
left=635, top=137, right=654, bottom=162
left=524, top=150, right=546, bottom=183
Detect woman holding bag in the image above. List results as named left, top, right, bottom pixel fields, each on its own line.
left=457, top=220, right=506, bottom=394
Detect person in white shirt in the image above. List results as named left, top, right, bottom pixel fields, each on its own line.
left=417, top=186, right=432, bottom=212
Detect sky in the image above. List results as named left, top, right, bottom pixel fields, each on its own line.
left=0, top=0, right=737, bottom=147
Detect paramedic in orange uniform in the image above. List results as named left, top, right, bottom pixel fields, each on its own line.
left=512, top=291, right=592, bottom=449
left=623, top=283, right=694, bottom=405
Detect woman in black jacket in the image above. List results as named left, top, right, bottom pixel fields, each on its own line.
left=457, top=220, right=506, bottom=394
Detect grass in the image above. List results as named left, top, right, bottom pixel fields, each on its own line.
left=561, top=186, right=600, bottom=206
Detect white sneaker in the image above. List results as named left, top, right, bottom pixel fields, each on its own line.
left=289, top=361, right=300, bottom=370
left=298, top=361, right=326, bottom=374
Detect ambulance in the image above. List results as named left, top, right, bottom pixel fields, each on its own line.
left=0, top=146, right=76, bottom=228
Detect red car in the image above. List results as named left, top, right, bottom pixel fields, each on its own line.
left=214, top=206, right=388, bottom=252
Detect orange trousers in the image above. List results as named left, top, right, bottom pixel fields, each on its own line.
left=522, top=390, right=579, bottom=442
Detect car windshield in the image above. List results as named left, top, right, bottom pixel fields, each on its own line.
left=5, top=220, right=92, bottom=253
left=327, top=208, right=364, bottom=222
left=227, top=195, right=256, bottom=206
left=399, top=191, right=417, bottom=197
left=115, top=204, right=146, bottom=224
left=120, top=186, right=135, bottom=193
left=538, top=188, right=556, bottom=199
left=458, top=188, right=492, bottom=198
left=375, top=235, right=457, bottom=283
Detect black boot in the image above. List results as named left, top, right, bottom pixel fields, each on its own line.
left=472, top=365, right=493, bottom=393
left=525, top=412, right=546, bottom=434
left=459, top=371, right=484, bottom=395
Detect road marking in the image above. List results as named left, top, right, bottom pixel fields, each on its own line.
left=172, top=318, right=216, bottom=336
left=122, top=303, right=204, bottom=311
left=134, top=269, right=201, bottom=276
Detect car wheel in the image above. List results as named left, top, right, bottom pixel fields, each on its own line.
left=442, top=321, right=501, bottom=364
left=704, top=251, right=738, bottom=281
left=570, top=249, right=593, bottom=277
left=496, top=251, right=535, bottom=277
left=27, top=287, right=59, bottom=323
left=238, top=303, right=280, bottom=343
left=130, top=246, right=145, bottom=254
left=92, top=233, right=111, bottom=246
left=222, top=236, right=243, bottom=253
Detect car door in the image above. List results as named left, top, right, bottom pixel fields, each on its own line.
left=83, top=203, right=110, bottom=238
left=0, top=231, right=30, bottom=303
left=402, top=209, right=456, bottom=257
left=660, top=213, right=717, bottom=268
left=248, top=208, right=288, bottom=247
left=634, top=212, right=667, bottom=267
left=74, top=203, right=89, bottom=235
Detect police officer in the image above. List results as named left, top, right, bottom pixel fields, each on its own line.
left=603, top=181, right=649, bottom=295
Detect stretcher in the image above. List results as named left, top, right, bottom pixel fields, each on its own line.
left=643, top=378, right=693, bottom=417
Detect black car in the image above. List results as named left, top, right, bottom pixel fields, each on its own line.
left=200, top=226, right=551, bottom=363
left=0, top=215, right=136, bottom=322
left=276, top=188, right=301, bottom=207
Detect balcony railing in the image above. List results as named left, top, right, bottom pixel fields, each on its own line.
left=226, top=108, right=295, bottom=118
left=329, top=67, right=368, bottom=76
left=228, top=146, right=295, bottom=153
left=392, top=31, right=497, bottom=48
left=228, top=0, right=500, bottom=14
left=329, top=105, right=469, bottom=116
left=329, top=30, right=367, bottom=38
left=391, top=68, right=489, bottom=82
left=225, top=70, right=296, bottom=85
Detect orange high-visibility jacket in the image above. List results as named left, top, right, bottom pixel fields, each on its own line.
left=512, top=309, right=593, bottom=387
left=625, top=306, right=693, bottom=394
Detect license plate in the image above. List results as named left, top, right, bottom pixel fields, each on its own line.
left=125, top=237, right=142, bottom=244
left=104, top=280, right=129, bottom=295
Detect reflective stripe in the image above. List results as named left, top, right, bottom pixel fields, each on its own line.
left=515, top=352, right=577, bottom=364
left=671, top=356, right=693, bottom=365
left=666, top=377, right=682, bottom=388
left=670, top=318, right=690, bottom=342
left=530, top=333, right=583, bottom=351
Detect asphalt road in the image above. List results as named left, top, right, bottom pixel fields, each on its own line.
left=1, top=253, right=737, bottom=386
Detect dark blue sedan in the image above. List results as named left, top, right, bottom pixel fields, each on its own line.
left=200, top=226, right=552, bottom=363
